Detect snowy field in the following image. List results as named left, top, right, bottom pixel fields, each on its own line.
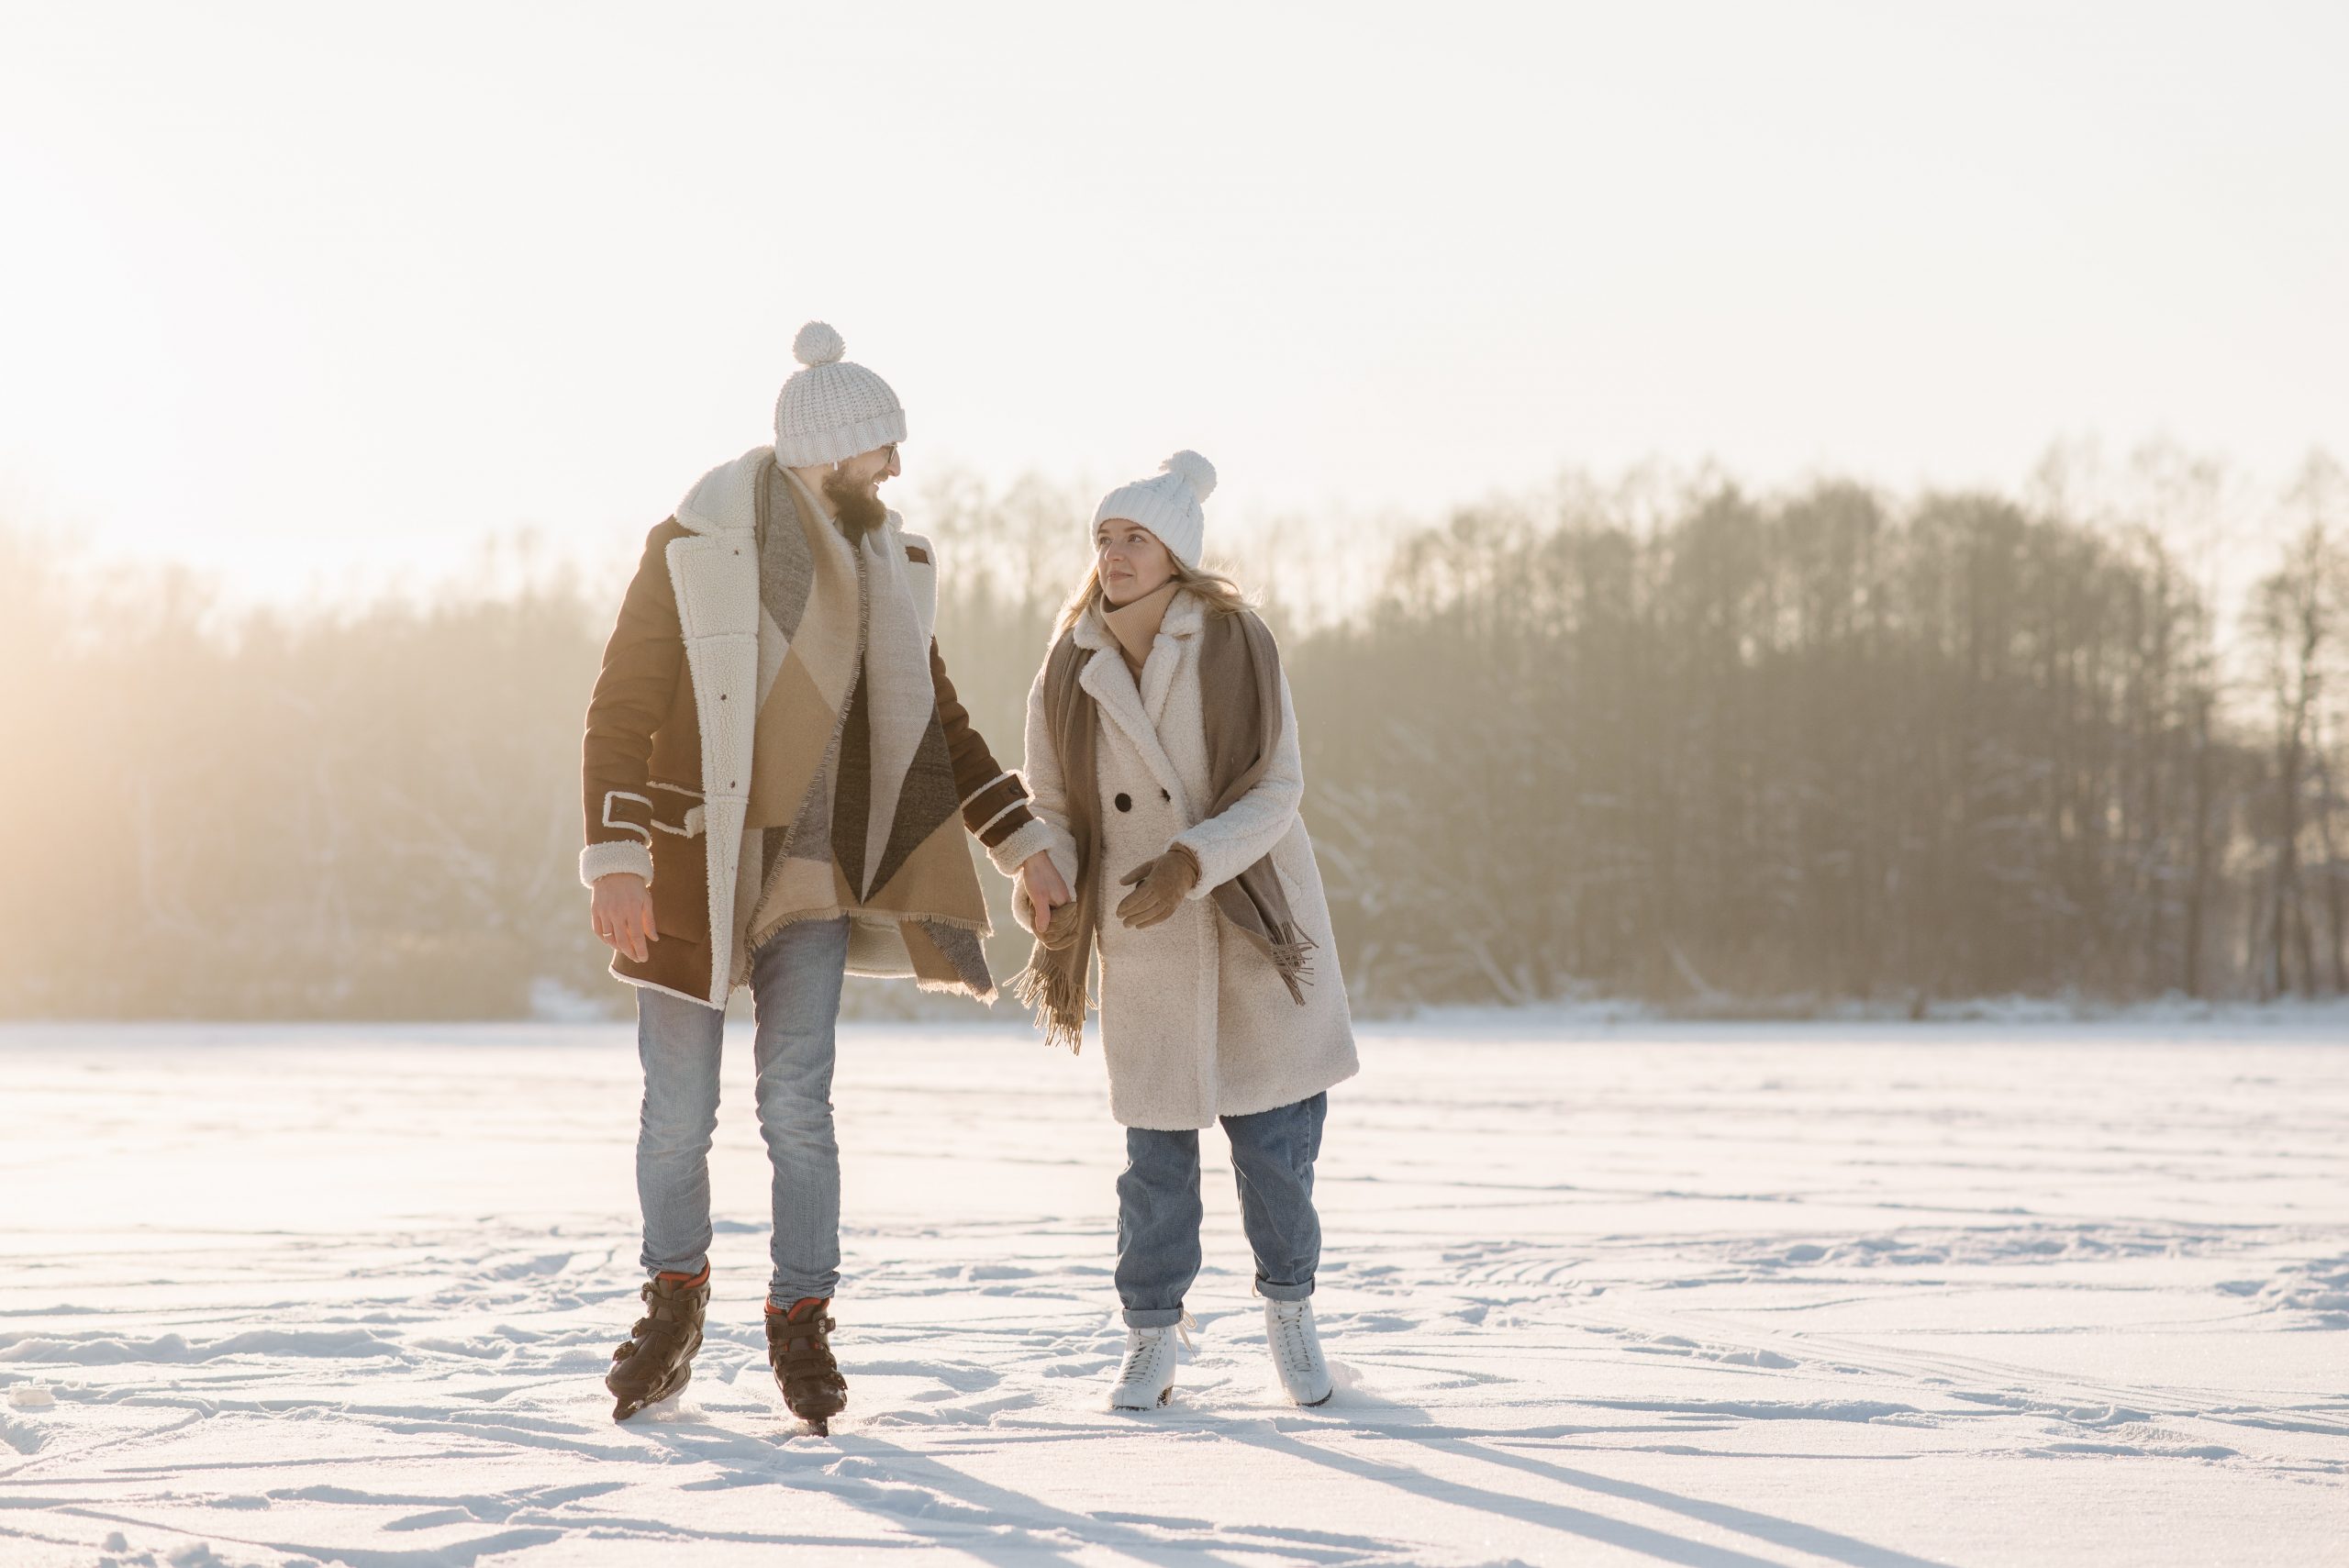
left=1, top=1016, right=2343, bottom=1568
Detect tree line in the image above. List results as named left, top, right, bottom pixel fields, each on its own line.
left=2, top=451, right=2342, bottom=1019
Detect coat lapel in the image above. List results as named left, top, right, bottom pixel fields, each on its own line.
left=1139, top=593, right=1201, bottom=728
left=1074, top=600, right=1190, bottom=811
left=668, top=447, right=765, bottom=1004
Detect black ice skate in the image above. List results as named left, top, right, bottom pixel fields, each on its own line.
left=766, top=1297, right=848, bottom=1434
left=606, top=1270, right=709, bottom=1422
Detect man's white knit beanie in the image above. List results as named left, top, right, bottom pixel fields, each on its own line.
left=1094, top=450, right=1218, bottom=570
left=773, top=321, right=907, bottom=468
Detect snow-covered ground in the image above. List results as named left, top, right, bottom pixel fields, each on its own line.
left=1, top=1017, right=2343, bottom=1567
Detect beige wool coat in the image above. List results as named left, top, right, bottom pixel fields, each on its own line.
left=1011, top=589, right=1358, bottom=1130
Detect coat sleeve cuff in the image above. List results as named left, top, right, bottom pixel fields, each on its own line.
left=986, top=814, right=1063, bottom=878
left=1164, top=840, right=1208, bottom=898
left=1170, top=830, right=1222, bottom=898
left=580, top=840, right=655, bottom=888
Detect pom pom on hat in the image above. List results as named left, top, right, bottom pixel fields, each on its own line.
left=793, top=320, right=846, bottom=367
left=774, top=321, right=905, bottom=466
left=1161, top=450, right=1217, bottom=504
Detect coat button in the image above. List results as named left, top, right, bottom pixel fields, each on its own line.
left=1114, top=793, right=1132, bottom=813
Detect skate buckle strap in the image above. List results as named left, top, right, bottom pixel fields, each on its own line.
left=767, top=1309, right=841, bottom=1370
left=769, top=1311, right=836, bottom=1342
left=619, top=1276, right=709, bottom=1352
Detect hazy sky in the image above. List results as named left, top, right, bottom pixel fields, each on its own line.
left=5, top=1, right=2345, bottom=602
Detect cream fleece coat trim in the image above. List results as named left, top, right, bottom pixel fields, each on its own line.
left=985, top=814, right=1061, bottom=880
left=579, top=839, right=655, bottom=887
left=1009, top=590, right=1357, bottom=1129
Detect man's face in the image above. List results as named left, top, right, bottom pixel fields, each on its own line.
left=821, top=444, right=898, bottom=540
left=835, top=443, right=901, bottom=497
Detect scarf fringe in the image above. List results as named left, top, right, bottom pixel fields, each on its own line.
left=1011, top=948, right=1090, bottom=1054
left=912, top=973, right=997, bottom=1003
left=745, top=903, right=993, bottom=957
left=1267, top=927, right=1317, bottom=1006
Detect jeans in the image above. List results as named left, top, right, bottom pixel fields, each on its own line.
left=634, top=916, right=852, bottom=1306
left=1115, top=1092, right=1328, bottom=1328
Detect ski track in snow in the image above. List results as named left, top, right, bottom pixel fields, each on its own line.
left=0, top=1018, right=2343, bottom=1567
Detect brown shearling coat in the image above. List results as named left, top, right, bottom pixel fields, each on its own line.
left=582, top=513, right=1046, bottom=1005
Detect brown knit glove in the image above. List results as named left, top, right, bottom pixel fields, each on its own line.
left=1032, top=895, right=1084, bottom=951
left=1115, top=843, right=1202, bottom=929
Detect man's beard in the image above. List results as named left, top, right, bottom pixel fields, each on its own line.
left=822, top=468, right=887, bottom=541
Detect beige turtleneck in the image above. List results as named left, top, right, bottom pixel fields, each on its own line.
left=1101, top=581, right=1180, bottom=677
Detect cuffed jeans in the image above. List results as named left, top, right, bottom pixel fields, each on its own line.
left=633, top=917, right=852, bottom=1306
left=1115, top=1091, right=1328, bottom=1328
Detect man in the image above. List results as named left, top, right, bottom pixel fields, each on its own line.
left=579, top=321, right=1068, bottom=1429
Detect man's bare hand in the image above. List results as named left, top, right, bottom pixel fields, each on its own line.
left=591, top=873, right=657, bottom=963
left=1019, top=852, right=1072, bottom=935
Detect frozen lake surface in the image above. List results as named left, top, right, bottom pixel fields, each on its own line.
left=1, top=1016, right=2343, bottom=1566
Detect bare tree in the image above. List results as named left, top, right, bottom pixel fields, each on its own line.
left=6, top=454, right=2343, bottom=1020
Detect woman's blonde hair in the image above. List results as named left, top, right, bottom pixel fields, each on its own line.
left=1054, top=558, right=1251, bottom=639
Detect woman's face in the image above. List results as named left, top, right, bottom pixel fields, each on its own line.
left=1097, top=518, right=1175, bottom=606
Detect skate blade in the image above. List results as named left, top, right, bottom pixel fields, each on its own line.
left=1109, top=1386, right=1174, bottom=1412
left=610, top=1367, right=693, bottom=1424
left=1297, top=1387, right=1333, bottom=1407
left=614, top=1392, right=685, bottom=1423
left=785, top=1394, right=845, bottom=1436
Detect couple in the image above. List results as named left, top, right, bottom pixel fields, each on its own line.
left=577, top=324, right=1358, bottom=1430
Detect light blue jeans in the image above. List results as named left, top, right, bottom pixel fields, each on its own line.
left=634, top=917, right=852, bottom=1306
left=1116, top=1092, right=1328, bottom=1328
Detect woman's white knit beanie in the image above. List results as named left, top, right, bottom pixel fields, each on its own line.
left=773, top=321, right=907, bottom=467
left=1094, top=450, right=1217, bottom=569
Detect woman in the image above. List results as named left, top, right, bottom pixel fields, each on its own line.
left=1006, top=450, right=1359, bottom=1411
